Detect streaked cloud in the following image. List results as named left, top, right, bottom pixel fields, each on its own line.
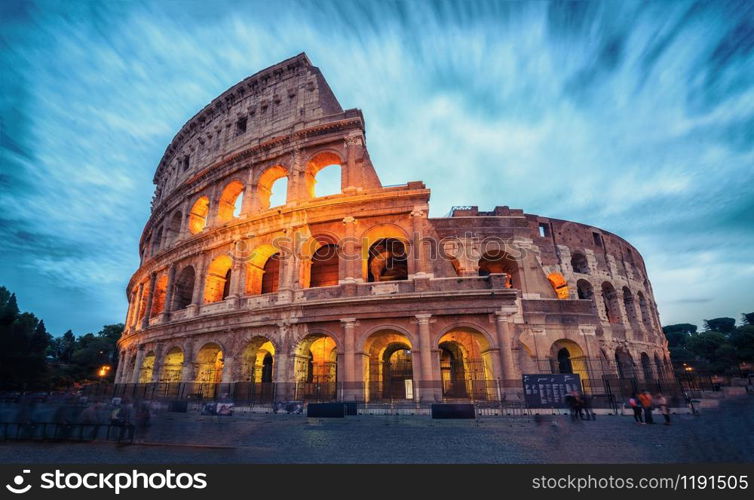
left=0, top=0, right=752, bottom=333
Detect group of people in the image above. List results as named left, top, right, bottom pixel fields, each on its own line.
left=628, top=391, right=671, bottom=425
left=564, top=391, right=596, bottom=421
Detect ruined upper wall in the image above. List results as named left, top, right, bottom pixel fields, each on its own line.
left=152, top=53, right=346, bottom=199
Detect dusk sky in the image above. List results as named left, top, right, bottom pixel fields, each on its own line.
left=1, top=0, right=752, bottom=336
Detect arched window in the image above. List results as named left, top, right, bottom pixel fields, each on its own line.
left=306, top=152, right=342, bottom=198
left=150, top=274, right=168, bottom=317
left=261, top=253, right=280, bottom=294
left=165, top=211, right=182, bottom=245
left=188, top=196, right=210, bottom=234
left=577, top=279, right=594, bottom=300
left=151, top=226, right=163, bottom=256
left=310, top=244, right=340, bottom=287
left=637, top=291, right=651, bottom=327
left=641, top=352, right=654, bottom=381
left=601, top=282, right=621, bottom=324
left=204, top=255, right=233, bottom=303
left=622, top=287, right=638, bottom=324
left=216, top=180, right=244, bottom=223
left=172, top=266, right=195, bottom=310
left=257, top=166, right=288, bottom=210
left=478, top=251, right=518, bottom=288
left=571, top=251, right=589, bottom=274
left=367, top=238, right=408, bottom=282
left=557, top=348, right=573, bottom=374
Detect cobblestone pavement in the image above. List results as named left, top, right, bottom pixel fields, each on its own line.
left=1, top=397, right=752, bottom=464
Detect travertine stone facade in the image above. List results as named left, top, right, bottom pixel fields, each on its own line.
left=117, top=54, right=670, bottom=402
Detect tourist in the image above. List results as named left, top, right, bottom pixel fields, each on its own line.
left=628, top=395, right=643, bottom=424
left=655, top=393, right=671, bottom=425
left=638, top=391, right=654, bottom=424
left=581, top=392, right=596, bottom=420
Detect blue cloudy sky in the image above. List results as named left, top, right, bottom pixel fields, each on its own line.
left=1, top=0, right=752, bottom=335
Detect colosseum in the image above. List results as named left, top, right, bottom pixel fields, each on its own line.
left=115, top=53, right=671, bottom=405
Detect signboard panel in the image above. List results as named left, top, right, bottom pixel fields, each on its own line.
left=522, top=374, right=583, bottom=408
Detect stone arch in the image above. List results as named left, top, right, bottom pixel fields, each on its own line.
left=150, top=273, right=169, bottom=317
left=216, top=179, right=245, bottom=223
left=478, top=250, right=520, bottom=289
left=614, top=347, right=635, bottom=378
left=138, top=351, right=156, bottom=383
left=300, top=234, right=340, bottom=288
left=165, top=210, right=182, bottom=245
left=194, top=342, right=224, bottom=387
left=188, top=196, right=210, bottom=234
left=571, top=251, right=589, bottom=274
left=637, top=291, right=651, bottom=327
left=622, top=287, right=638, bottom=325
left=438, top=327, right=495, bottom=400
left=151, top=226, right=163, bottom=256
left=257, top=165, right=288, bottom=210
left=577, top=279, right=594, bottom=300
left=360, top=224, right=411, bottom=282
left=239, top=336, right=276, bottom=385
left=640, top=352, right=654, bottom=382
left=172, top=266, right=195, bottom=310
left=245, top=244, right=281, bottom=295
left=363, top=329, right=414, bottom=402
left=305, top=151, right=343, bottom=198
left=601, top=282, right=621, bottom=324
left=293, top=333, right=338, bottom=400
left=550, top=339, right=589, bottom=384
left=654, top=352, right=665, bottom=379
left=159, top=346, right=184, bottom=383
left=204, top=255, right=233, bottom=303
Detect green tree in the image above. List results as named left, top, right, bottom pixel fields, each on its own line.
left=730, top=324, right=754, bottom=364
left=0, top=287, right=50, bottom=389
left=704, top=317, right=737, bottom=334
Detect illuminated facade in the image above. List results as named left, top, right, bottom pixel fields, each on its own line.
left=116, top=54, right=670, bottom=402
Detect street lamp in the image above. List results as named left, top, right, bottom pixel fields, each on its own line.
left=98, top=364, right=112, bottom=378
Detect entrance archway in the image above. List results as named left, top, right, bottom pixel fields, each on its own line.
left=549, top=339, right=589, bottom=388
left=293, top=334, right=337, bottom=400
left=438, top=328, right=494, bottom=400
left=364, top=330, right=414, bottom=401
left=238, top=337, right=275, bottom=401
left=195, top=343, right=224, bottom=397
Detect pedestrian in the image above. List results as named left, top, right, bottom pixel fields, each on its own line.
left=581, top=392, right=596, bottom=420
left=628, top=395, right=643, bottom=424
left=655, top=393, right=671, bottom=425
left=638, top=391, right=654, bottom=424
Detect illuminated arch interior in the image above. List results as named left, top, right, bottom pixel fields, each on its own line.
left=188, top=196, right=210, bottom=234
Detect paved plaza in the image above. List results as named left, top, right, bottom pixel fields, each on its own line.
left=1, top=397, right=752, bottom=464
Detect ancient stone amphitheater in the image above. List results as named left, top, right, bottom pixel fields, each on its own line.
left=115, top=53, right=671, bottom=403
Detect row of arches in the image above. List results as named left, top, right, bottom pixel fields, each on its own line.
left=129, top=235, right=416, bottom=326
left=131, top=327, right=496, bottom=401
left=576, top=279, right=655, bottom=329
left=146, top=152, right=344, bottom=258
left=129, top=329, right=669, bottom=401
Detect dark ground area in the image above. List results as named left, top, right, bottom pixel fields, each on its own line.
left=1, top=397, right=752, bottom=464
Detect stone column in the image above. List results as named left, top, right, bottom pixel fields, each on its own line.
left=341, top=318, right=357, bottom=400
left=141, top=273, right=156, bottom=330
left=273, top=323, right=290, bottom=399
left=160, top=264, right=177, bottom=321
left=132, top=283, right=144, bottom=330
left=221, top=356, right=234, bottom=384
left=416, top=314, right=437, bottom=401
left=340, top=216, right=359, bottom=282
left=410, top=207, right=427, bottom=276
left=178, top=199, right=189, bottom=238
left=189, top=256, right=208, bottom=314
left=130, top=347, right=145, bottom=384
left=150, top=345, right=164, bottom=383
left=180, top=343, right=194, bottom=383
left=495, top=311, right=518, bottom=387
